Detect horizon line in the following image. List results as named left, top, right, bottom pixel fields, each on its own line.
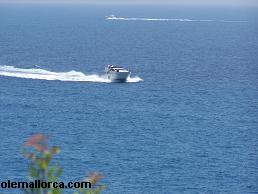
left=0, top=1, right=258, bottom=7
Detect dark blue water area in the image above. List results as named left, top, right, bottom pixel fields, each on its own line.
left=0, top=4, right=258, bottom=194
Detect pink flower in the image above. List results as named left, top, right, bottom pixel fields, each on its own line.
left=24, top=134, right=47, bottom=152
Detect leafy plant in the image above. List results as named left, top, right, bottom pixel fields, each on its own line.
left=22, top=134, right=105, bottom=194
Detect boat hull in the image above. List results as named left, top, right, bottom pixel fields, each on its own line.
left=107, top=71, right=130, bottom=82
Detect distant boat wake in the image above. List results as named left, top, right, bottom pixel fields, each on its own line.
left=106, top=16, right=247, bottom=23
left=0, top=66, right=143, bottom=83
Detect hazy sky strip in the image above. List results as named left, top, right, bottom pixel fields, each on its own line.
left=0, top=0, right=258, bottom=6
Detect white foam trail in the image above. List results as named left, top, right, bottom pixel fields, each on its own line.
left=127, top=76, right=143, bottom=83
left=0, top=66, right=143, bottom=83
left=106, top=16, right=247, bottom=23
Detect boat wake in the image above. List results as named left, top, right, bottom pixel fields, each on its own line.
left=106, top=16, right=248, bottom=23
left=0, top=66, right=143, bottom=83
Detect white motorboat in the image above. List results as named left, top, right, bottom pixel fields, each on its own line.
left=105, top=65, right=130, bottom=82
left=105, top=14, right=117, bottom=20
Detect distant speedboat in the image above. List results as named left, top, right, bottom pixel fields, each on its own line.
left=105, top=15, right=125, bottom=20
left=105, top=14, right=116, bottom=19
left=105, top=65, right=130, bottom=82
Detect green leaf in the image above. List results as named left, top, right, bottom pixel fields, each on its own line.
left=37, top=158, right=48, bottom=170
left=51, top=146, right=61, bottom=155
left=52, top=187, right=61, bottom=194
left=29, top=165, right=39, bottom=178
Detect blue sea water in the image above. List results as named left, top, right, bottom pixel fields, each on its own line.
left=0, top=4, right=258, bottom=194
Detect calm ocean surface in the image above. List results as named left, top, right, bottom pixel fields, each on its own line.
left=0, top=5, right=258, bottom=194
